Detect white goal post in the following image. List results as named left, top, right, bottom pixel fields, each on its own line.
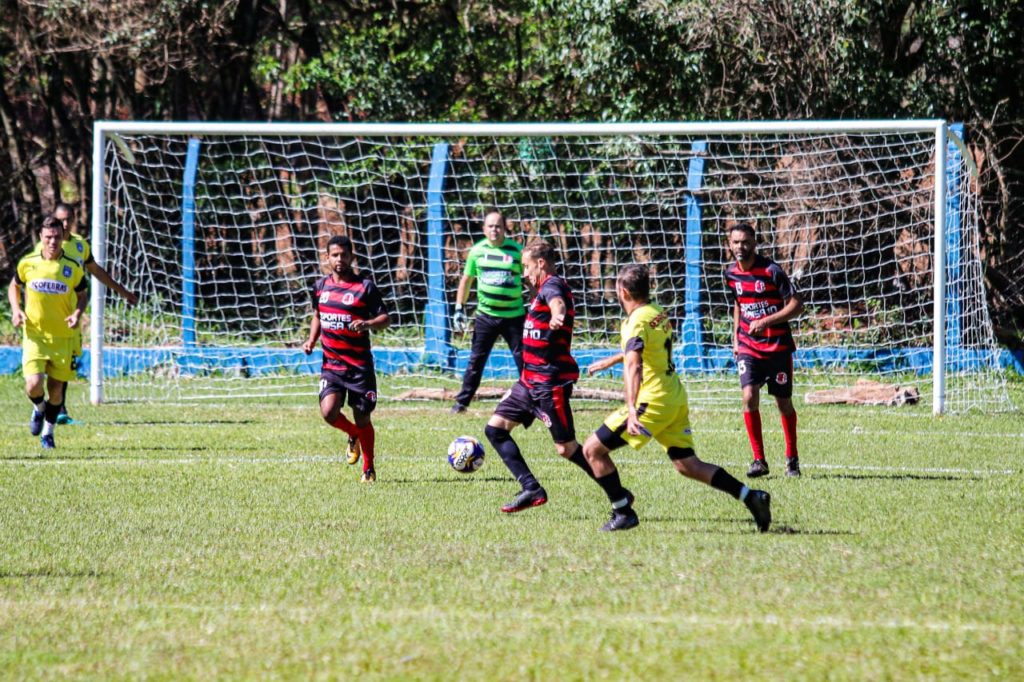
left=88, top=120, right=1013, bottom=414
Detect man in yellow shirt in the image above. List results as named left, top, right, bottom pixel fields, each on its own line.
left=583, top=264, right=772, bottom=532
left=9, top=217, right=88, bottom=449
left=48, top=202, right=138, bottom=424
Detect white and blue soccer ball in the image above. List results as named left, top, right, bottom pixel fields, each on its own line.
left=447, top=435, right=485, bottom=473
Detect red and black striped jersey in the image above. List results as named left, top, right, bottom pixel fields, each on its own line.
left=725, top=254, right=798, bottom=358
left=311, top=274, right=386, bottom=372
left=521, top=274, right=579, bottom=387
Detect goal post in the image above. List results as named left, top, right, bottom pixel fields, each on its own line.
left=88, top=120, right=1013, bottom=414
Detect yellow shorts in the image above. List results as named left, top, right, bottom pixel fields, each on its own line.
left=602, top=399, right=695, bottom=452
left=22, top=336, right=76, bottom=382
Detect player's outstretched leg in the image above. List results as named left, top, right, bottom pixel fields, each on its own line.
left=669, top=447, right=771, bottom=533
left=485, top=424, right=546, bottom=512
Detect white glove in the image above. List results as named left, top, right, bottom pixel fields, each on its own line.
left=453, top=305, right=468, bottom=333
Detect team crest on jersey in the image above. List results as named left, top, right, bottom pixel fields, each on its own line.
left=76, top=242, right=84, bottom=253
left=734, top=282, right=744, bottom=295
left=776, top=372, right=788, bottom=385
left=755, top=280, right=766, bottom=293
left=62, top=266, right=72, bottom=278
left=319, top=291, right=330, bottom=304
left=342, top=293, right=355, bottom=305
left=365, top=391, right=377, bottom=403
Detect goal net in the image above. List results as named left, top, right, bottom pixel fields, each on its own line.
left=90, top=122, right=1013, bottom=414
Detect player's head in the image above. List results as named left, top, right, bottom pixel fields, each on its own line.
left=40, top=216, right=64, bottom=258
left=728, top=222, right=757, bottom=265
left=522, top=239, right=557, bottom=287
left=482, top=211, right=507, bottom=245
left=326, top=235, right=354, bottom=276
left=616, top=264, right=651, bottom=310
left=53, top=202, right=74, bottom=237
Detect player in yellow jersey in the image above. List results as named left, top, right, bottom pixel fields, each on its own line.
left=45, top=203, right=138, bottom=424
left=583, top=264, right=773, bottom=532
left=8, top=218, right=89, bottom=449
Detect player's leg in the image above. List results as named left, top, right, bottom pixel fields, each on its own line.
left=39, top=373, right=65, bottom=449
left=319, top=373, right=361, bottom=466
left=768, top=354, right=800, bottom=477
left=583, top=427, right=638, bottom=531
left=24, top=371, right=47, bottom=436
left=738, top=355, right=769, bottom=477
left=486, top=384, right=545, bottom=512
left=453, top=312, right=503, bottom=413
left=57, top=331, right=83, bottom=425
left=669, top=448, right=771, bottom=533
left=350, top=379, right=378, bottom=482
left=498, top=314, right=526, bottom=374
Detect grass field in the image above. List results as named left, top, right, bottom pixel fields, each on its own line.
left=1, top=374, right=1022, bottom=679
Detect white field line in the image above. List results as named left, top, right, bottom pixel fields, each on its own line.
left=1, top=599, right=1019, bottom=634
left=0, top=455, right=1015, bottom=475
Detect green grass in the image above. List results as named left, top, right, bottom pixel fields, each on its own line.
left=0, top=375, right=1022, bottom=679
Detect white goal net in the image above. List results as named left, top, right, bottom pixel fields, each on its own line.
left=90, top=121, right=1013, bottom=414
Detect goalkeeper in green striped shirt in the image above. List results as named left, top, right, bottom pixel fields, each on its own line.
left=451, top=211, right=526, bottom=413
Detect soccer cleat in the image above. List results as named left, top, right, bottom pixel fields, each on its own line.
left=747, top=458, right=770, bottom=478
left=29, top=409, right=45, bottom=436
left=744, top=490, right=772, bottom=533
left=360, top=469, right=376, bottom=484
left=500, top=486, right=548, bottom=513
left=785, top=457, right=801, bottom=477
left=40, top=434, right=56, bottom=450
left=600, top=507, right=640, bottom=532
left=56, top=408, right=74, bottom=426
left=346, top=436, right=361, bottom=465
left=450, top=403, right=467, bottom=414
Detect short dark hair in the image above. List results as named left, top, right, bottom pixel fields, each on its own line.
left=326, top=235, right=352, bottom=252
left=483, top=210, right=506, bottom=227
left=54, top=202, right=73, bottom=217
left=41, top=216, right=64, bottom=233
left=617, top=264, right=650, bottom=301
left=523, top=239, right=557, bottom=263
left=729, top=222, right=756, bottom=239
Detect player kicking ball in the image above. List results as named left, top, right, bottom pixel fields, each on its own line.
left=303, top=236, right=390, bottom=483
left=584, top=265, right=772, bottom=532
left=484, top=240, right=635, bottom=529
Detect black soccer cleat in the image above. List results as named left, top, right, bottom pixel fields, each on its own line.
left=29, top=409, right=45, bottom=436
left=450, top=403, right=467, bottom=415
left=785, top=457, right=801, bottom=477
left=501, top=486, right=548, bottom=513
left=600, top=507, right=640, bottom=532
left=744, top=489, right=772, bottom=533
left=747, top=458, right=769, bottom=478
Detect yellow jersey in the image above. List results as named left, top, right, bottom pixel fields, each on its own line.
left=620, top=303, right=685, bottom=406
left=15, top=250, right=87, bottom=339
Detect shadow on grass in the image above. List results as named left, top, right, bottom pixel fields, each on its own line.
left=383, top=475, right=510, bottom=484
left=88, top=419, right=258, bottom=426
left=0, top=569, right=107, bottom=579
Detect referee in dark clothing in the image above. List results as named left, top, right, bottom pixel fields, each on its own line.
left=451, top=211, right=526, bottom=413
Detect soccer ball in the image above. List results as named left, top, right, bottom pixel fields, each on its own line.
left=447, top=435, right=485, bottom=473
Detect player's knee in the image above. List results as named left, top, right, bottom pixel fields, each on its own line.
left=553, top=441, right=576, bottom=459
left=777, top=398, right=796, bottom=415
left=668, top=447, right=696, bottom=470
left=319, top=402, right=337, bottom=423
left=484, top=424, right=510, bottom=447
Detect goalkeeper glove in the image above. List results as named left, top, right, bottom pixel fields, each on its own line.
left=453, top=305, right=468, bottom=333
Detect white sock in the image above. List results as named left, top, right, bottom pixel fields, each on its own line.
left=739, top=485, right=750, bottom=502
left=42, top=421, right=55, bottom=437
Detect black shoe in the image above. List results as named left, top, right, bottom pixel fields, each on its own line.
left=29, top=409, right=45, bottom=436
left=747, top=459, right=769, bottom=478
left=744, top=490, right=772, bottom=533
left=785, top=458, right=801, bottom=477
left=450, top=403, right=467, bottom=414
left=501, top=486, right=548, bottom=513
left=601, top=507, right=639, bottom=531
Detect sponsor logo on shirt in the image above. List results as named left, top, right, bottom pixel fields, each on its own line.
left=29, top=279, right=69, bottom=295
left=341, top=292, right=355, bottom=305
left=480, top=271, right=514, bottom=287
left=754, top=280, right=766, bottom=293
left=63, top=266, right=73, bottom=278
left=319, top=312, right=353, bottom=330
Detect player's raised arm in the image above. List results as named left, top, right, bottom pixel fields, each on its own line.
left=587, top=352, right=623, bottom=376
left=85, top=260, right=138, bottom=307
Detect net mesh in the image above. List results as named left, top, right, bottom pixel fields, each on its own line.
left=95, top=127, right=1012, bottom=412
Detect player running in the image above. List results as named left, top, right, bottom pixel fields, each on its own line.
left=303, top=236, right=390, bottom=483
left=725, top=222, right=804, bottom=478
left=484, top=240, right=634, bottom=527
left=8, top=217, right=88, bottom=449
left=584, top=264, right=772, bottom=532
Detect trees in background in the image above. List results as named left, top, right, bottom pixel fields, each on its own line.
left=1, top=0, right=1021, bottom=333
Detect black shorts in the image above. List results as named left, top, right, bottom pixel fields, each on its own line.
left=493, top=380, right=576, bottom=443
left=319, top=367, right=378, bottom=414
left=737, top=352, right=794, bottom=399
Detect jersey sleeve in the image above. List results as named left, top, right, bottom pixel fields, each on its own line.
left=310, top=278, right=322, bottom=311
left=15, top=258, right=27, bottom=285
left=463, top=246, right=479, bottom=278
left=771, top=264, right=797, bottom=300
left=362, top=280, right=387, bottom=317
left=624, top=314, right=647, bottom=354
left=724, top=271, right=737, bottom=304
left=74, top=267, right=88, bottom=292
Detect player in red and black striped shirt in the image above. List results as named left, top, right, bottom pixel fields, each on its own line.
left=484, top=240, right=634, bottom=524
left=724, top=222, right=804, bottom=478
left=302, top=236, right=389, bottom=483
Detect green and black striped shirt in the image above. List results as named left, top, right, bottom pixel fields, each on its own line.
left=464, top=238, right=525, bottom=318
